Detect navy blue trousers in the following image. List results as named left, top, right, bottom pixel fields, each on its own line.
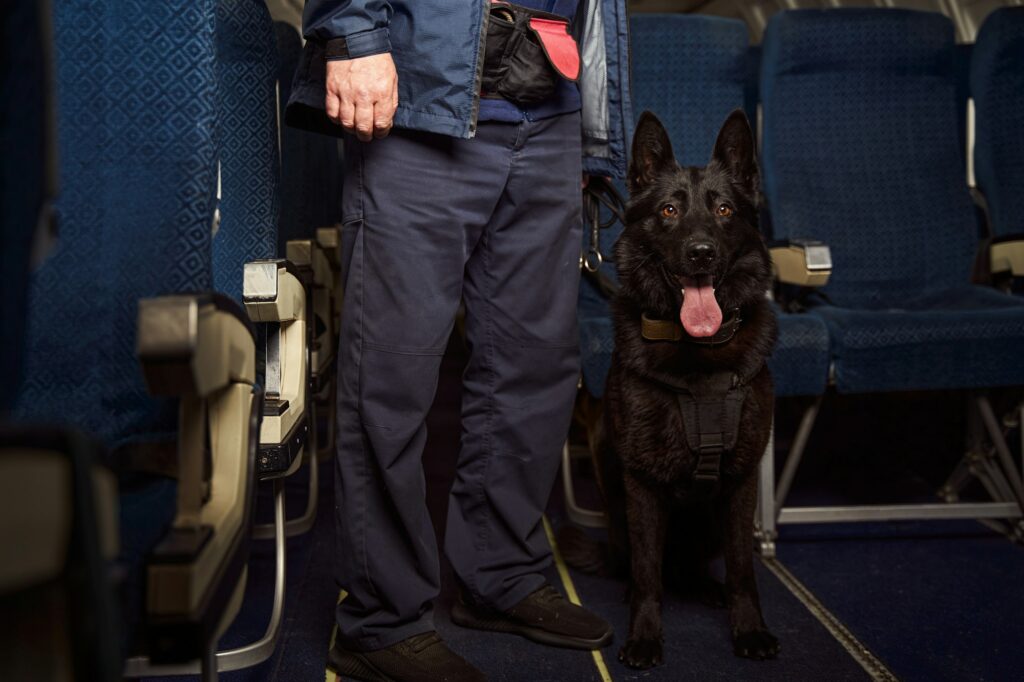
left=334, top=113, right=583, bottom=649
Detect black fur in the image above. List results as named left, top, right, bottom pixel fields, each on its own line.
left=602, top=110, right=779, bottom=667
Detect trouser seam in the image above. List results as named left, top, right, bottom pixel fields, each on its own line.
left=353, top=146, right=378, bottom=605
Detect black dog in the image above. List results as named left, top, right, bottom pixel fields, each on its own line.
left=595, top=110, right=779, bottom=668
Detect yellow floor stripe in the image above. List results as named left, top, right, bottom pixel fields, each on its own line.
left=544, top=516, right=615, bottom=682
left=325, top=590, right=347, bottom=682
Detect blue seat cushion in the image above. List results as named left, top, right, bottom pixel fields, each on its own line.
left=771, top=309, right=831, bottom=398
left=811, top=286, right=1024, bottom=393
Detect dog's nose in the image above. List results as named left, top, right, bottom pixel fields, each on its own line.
left=687, top=241, right=716, bottom=267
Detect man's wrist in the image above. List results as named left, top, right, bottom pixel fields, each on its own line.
left=326, top=27, right=392, bottom=61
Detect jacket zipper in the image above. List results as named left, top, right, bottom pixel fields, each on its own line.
left=468, top=0, right=490, bottom=138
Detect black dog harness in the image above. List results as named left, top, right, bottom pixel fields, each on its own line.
left=640, top=311, right=757, bottom=497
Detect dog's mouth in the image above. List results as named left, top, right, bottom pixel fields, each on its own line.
left=679, top=275, right=722, bottom=338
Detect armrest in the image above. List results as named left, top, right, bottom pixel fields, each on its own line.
left=137, top=293, right=256, bottom=397
left=316, top=225, right=344, bottom=330
left=286, top=239, right=332, bottom=290
left=990, top=233, right=1024, bottom=277
left=287, top=239, right=337, bottom=388
left=243, top=259, right=311, bottom=477
left=315, top=224, right=342, bottom=270
left=769, top=240, right=832, bottom=287
left=134, top=294, right=260, bottom=662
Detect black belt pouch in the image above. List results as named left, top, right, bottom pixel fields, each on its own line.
left=482, top=2, right=580, bottom=107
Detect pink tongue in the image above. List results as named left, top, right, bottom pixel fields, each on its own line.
left=680, top=275, right=722, bottom=338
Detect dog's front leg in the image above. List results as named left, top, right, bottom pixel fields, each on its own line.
left=723, top=470, right=779, bottom=659
left=618, top=470, right=667, bottom=669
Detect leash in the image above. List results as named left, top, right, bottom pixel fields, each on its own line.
left=580, top=177, right=624, bottom=299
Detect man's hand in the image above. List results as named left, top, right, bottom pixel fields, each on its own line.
left=325, top=53, right=398, bottom=142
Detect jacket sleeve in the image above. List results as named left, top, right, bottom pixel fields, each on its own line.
left=302, top=0, right=393, bottom=60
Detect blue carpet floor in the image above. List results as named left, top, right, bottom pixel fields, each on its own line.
left=777, top=520, right=1024, bottom=682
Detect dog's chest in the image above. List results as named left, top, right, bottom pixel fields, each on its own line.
left=614, top=372, right=750, bottom=489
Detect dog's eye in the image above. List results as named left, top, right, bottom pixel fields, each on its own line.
left=716, top=204, right=733, bottom=218
left=661, top=204, right=677, bottom=218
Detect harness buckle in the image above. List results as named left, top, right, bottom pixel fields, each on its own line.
left=694, top=438, right=724, bottom=482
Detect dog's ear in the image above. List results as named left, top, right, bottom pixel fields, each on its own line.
left=629, top=111, right=676, bottom=193
left=712, top=110, right=758, bottom=192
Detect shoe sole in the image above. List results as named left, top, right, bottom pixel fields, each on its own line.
left=327, top=646, right=395, bottom=682
left=450, top=601, right=613, bottom=651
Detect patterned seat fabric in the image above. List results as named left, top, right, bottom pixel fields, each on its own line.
left=213, top=0, right=280, bottom=300
left=276, top=21, right=342, bottom=250
left=770, top=308, right=832, bottom=398
left=761, top=9, right=1024, bottom=394
left=577, top=14, right=831, bottom=399
left=972, top=7, right=1024, bottom=238
left=814, top=287, right=1024, bottom=392
left=11, top=1, right=221, bottom=651
left=15, top=0, right=217, bottom=445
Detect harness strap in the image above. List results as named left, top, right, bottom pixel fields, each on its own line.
left=669, top=371, right=748, bottom=497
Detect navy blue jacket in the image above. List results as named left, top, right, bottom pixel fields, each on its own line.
left=285, top=0, right=632, bottom=178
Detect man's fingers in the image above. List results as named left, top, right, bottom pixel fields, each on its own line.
left=339, top=98, right=356, bottom=131
left=373, top=120, right=392, bottom=139
left=353, top=102, right=374, bottom=142
left=372, top=97, right=394, bottom=139
left=325, top=93, right=341, bottom=123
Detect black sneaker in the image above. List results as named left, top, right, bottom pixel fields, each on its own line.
left=450, top=584, right=613, bottom=650
left=327, top=631, right=486, bottom=682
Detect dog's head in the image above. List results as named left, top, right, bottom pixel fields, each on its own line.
left=615, top=110, right=771, bottom=339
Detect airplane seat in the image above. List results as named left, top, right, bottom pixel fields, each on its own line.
left=4, top=0, right=264, bottom=679
left=275, top=19, right=344, bottom=462
left=971, top=7, right=1024, bottom=289
left=758, top=8, right=1024, bottom=536
left=215, top=0, right=315, bottom=485
left=1, top=1, right=122, bottom=680
left=117, top=1, right=322, bottom=675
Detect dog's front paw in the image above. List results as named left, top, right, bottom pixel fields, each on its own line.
left=732, top=628, right=780, bottom=660
left=618, top=637, right=664, bottom=669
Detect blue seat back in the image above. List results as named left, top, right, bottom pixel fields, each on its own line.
left=276, top=21, right=342, bottom=251
left=760, top=9, right=978, bottom=309
left=15, top=0, right=218, bottom=445
left=972, top=7, right=1024, bottom=238
left=213, top=0, right=280, bottom=300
